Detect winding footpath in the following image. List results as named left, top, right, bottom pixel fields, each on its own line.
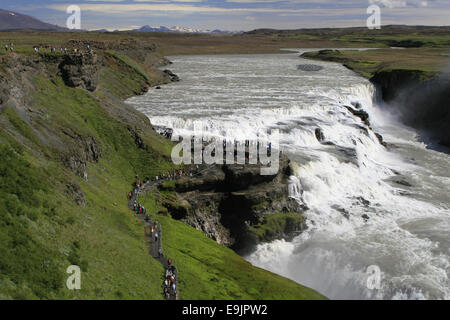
left=127, top=164, right=219, bottom=300
left=128, top=180, right=179, bottom=300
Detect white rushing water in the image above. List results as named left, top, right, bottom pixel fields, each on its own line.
left=126, top=51, right=450, bottom=300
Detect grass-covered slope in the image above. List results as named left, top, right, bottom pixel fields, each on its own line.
left=139, top=193, right=325, bottom=300
left=301, top=48, right=448, bottom=79
left=0, top=46, right=325, bottom=299
left=0, top=50, right=174, bottom=299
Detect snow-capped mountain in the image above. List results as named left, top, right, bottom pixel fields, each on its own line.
left=134, top=25, right=237, bottom=34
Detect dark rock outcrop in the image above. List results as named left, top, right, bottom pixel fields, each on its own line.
left=375, top=132, right=387, bottom=147
left=65, top=182, right=86, bottom=207
left=355, top=196, right=370, bottom=207
left=371, top=69, right=428, bottom=102
left=393, top=179, right=412, bottom=187
left=59, top=53, right=99, bottom=91
left=61, top=130, right=102, bottom=177
left=344, top=105, right=370, bottom=127
left=155, top=154, right=306, bottom=254
left=332, top=205, right=350, bottom=219
left=315, top=128, right=325, bottom=142
left=163, top=69, right=180, bottom=82
left=351, top=101, right=362, bottom=109
left=297, top=64, right=324, bottom=72
left=371, top=69, right=450, bottom=147
left=128, top=127, right=145, bottom=149
left=387, top=40, right=423, bottom=48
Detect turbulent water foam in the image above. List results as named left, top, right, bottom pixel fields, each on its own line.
left=126, top=51, right=450, bottom=300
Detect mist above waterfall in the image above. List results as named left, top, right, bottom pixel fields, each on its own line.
left=372, top=65, right=450, bottom=149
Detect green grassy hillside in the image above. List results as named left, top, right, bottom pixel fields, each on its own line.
left=301, top=48, right=448, bottom=79
left=0, top=50, right=173, bottom=299
left=139, top=192, right=325, bottom=300
left=0, top=45, right=326, bottom=299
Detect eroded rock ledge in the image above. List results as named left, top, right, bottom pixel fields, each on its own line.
left=155, top=154, right=307, bottom=255
left=59, top=53, right=99, bottom=92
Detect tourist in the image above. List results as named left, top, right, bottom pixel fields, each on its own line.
left=172, top=283, right=176, bottom=295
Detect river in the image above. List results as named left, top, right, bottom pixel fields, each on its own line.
left=126, top=51, right=449, bottom=300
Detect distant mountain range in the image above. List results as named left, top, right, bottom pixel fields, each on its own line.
left=0, top=9, right=236, bottom=33
left=133, top=25, right=239, bottom=34
left=0, top=9, right=65, bottom=31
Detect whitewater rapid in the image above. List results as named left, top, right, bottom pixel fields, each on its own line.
left=126, top=51, right=450, bottom=300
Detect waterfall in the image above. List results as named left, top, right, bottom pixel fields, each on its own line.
left=126, top=52, right=450, bottom=300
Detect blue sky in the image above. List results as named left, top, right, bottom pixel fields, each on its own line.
left=4, top=0, right=450, bottom=31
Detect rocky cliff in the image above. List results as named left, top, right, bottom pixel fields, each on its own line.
left=371, top=69, right=450, bottom=147
left=0, top=44, right=179, bottom=299
left=59, top=53, right=99, bottom=92
left=302, top=50, right=449, bottom=148
left=153, top=155, right=306, bottom=255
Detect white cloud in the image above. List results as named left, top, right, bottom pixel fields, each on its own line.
left=369, top=0, right=429, bottom=8
left=32, top=0, right=450, bottom=30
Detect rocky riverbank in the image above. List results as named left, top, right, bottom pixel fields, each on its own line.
left=301, top=49, right=450, bottom=147
left=144, top=154, right=306, bottom=255
left=371, top=69, right=450, bottom=147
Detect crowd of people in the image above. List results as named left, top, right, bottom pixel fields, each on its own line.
left=154, top=167, right=198, bottom=181
left=127, top=175, right=178, bottom=300
left=2, top=43, right=94, bottom=55
left=32, top=44, right=93, bottom=55
left=164, top=258, right=178, bottom=300
left=126, top=170, right=193, bottom=202
left=4, top=43, right=14, bottom=52
left=166, top=134, right=276, bottom=161
left=128, top=180, right=148, bottom=215
left=125, top=166, right=202, bottom=190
